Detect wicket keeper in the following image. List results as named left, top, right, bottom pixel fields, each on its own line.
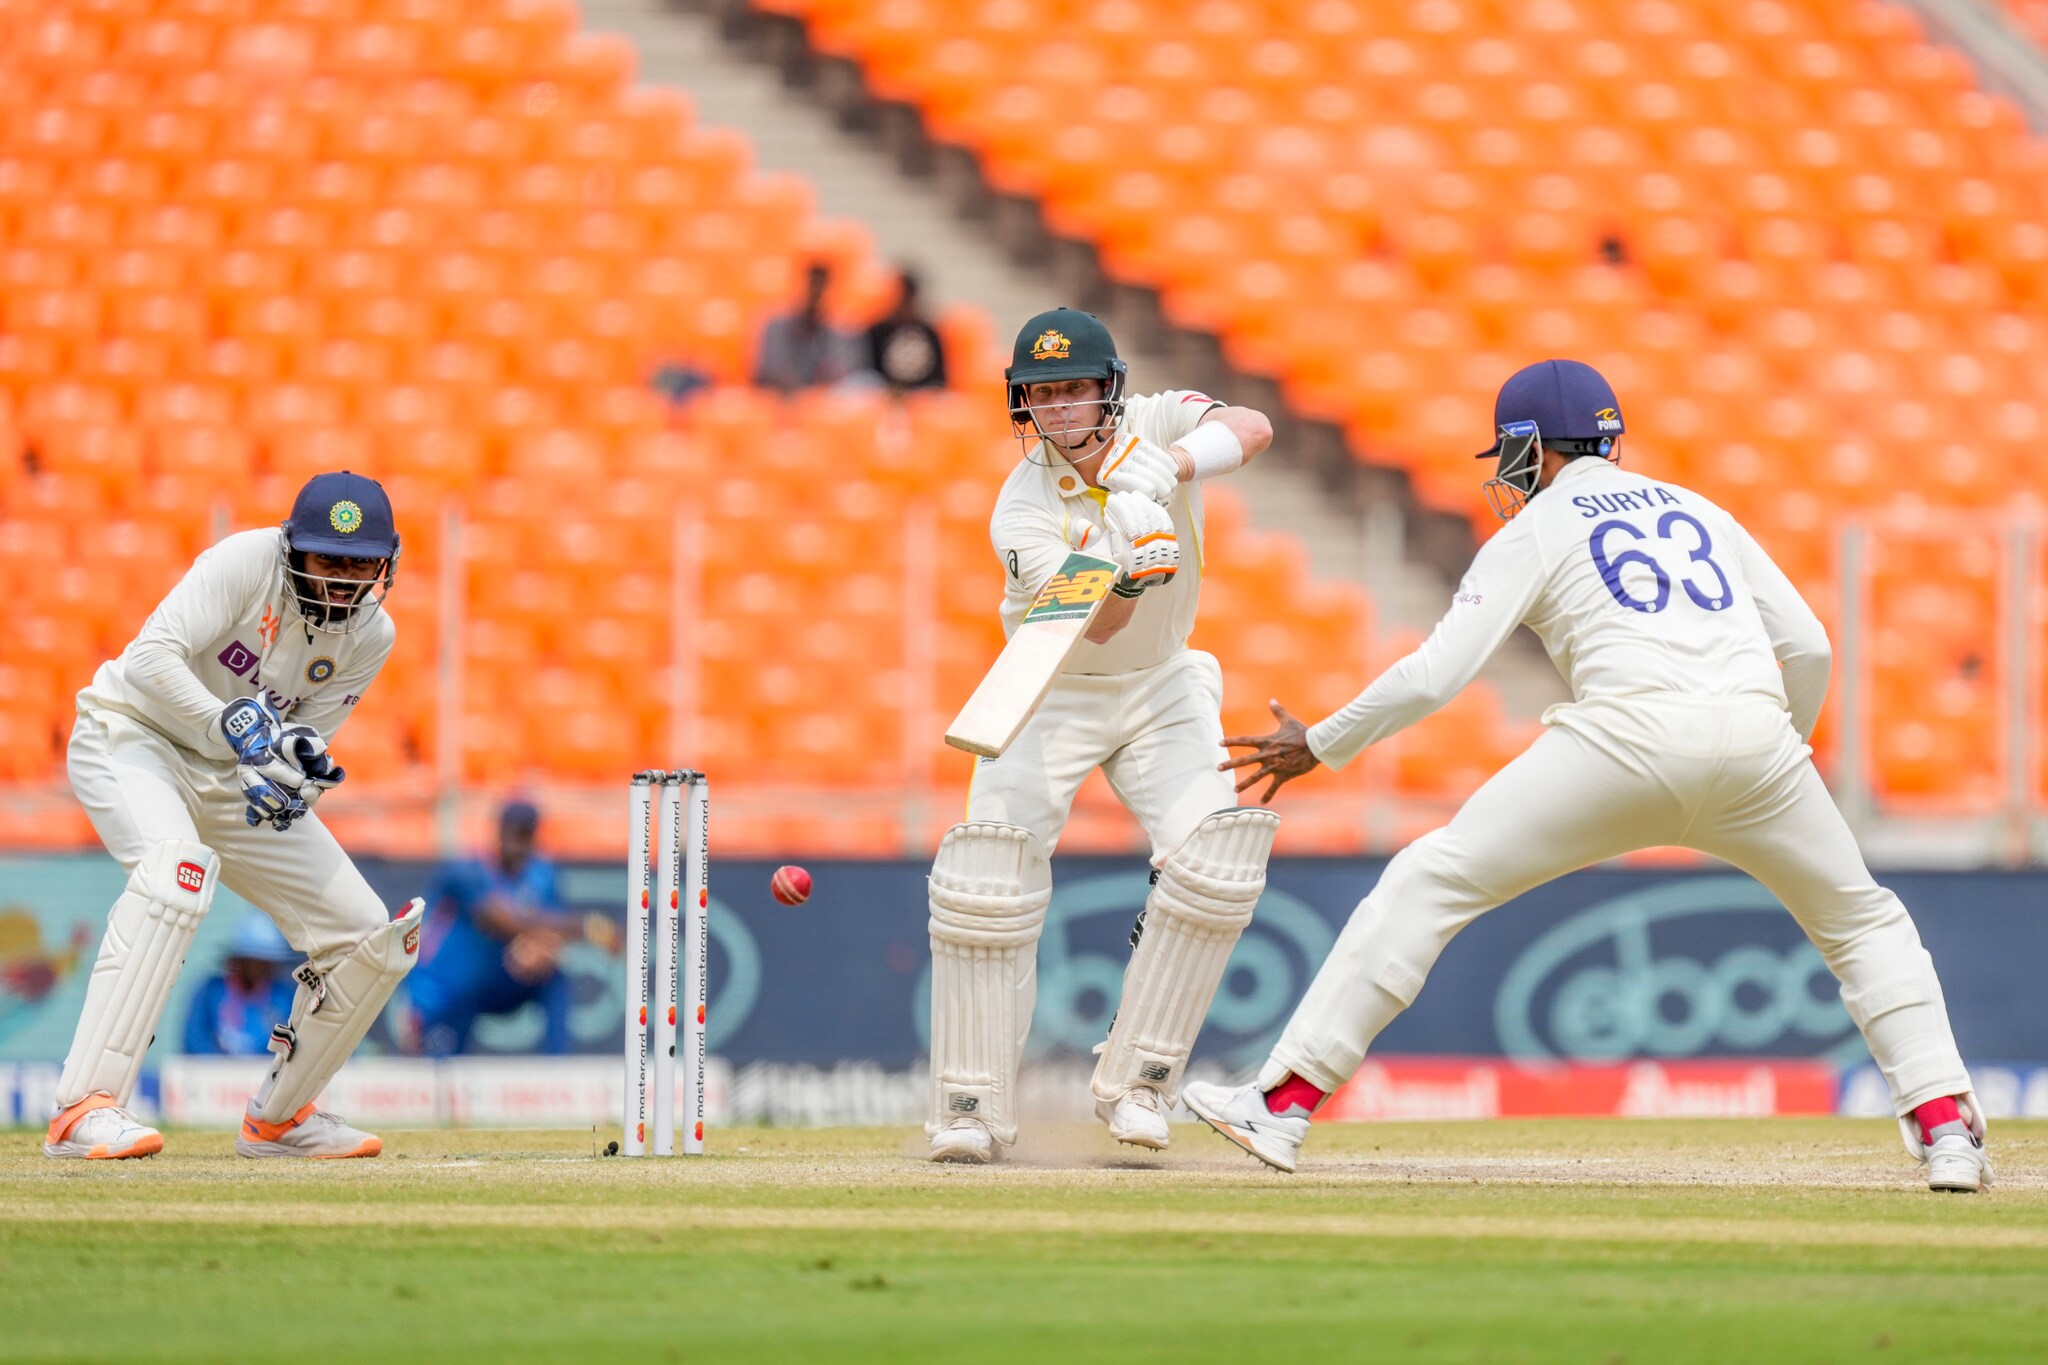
left=46, top=471, right=421, bottom=1161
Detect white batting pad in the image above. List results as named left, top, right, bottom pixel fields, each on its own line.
left=926, top=822, right=1051, bottom=1146
left=58, top=839, right=219, bottom=1107
left=1091, top=807, right=1279, bottom=1106
left=253, top=898, right=425, bottom=1122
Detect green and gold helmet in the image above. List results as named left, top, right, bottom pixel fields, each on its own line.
left=1004, top=307, right=1128, bottom=444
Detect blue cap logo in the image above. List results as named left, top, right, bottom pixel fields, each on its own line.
left=329, top=500, right=363, bottom=534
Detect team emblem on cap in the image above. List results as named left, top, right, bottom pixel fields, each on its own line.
left=329, top=500, right=364, bottom=533
left=306, top=657, right=336, bottom=684
left=1030, top=329, right=1071, bottom=361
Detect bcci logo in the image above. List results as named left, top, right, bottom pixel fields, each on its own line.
left=329, top=500, right=364, bottom=534
left=1030, top=329, right=1071, bottom=361
left=305, top=657, right=336, bottom=684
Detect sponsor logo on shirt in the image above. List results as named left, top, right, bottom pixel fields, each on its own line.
left=219, top=641, right=258, bottom=676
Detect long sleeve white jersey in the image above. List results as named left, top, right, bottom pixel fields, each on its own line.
left=76, top=528, right=395, bottom=764
left=1308, top=458, right=1832, bottom=769
left=990, top=389, right=1223, bottom=675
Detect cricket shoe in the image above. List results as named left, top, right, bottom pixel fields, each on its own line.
left=1096, top=1087, right=1171, bottom=1150
left=237, top=1103, right=382, bottom=1159
left=44, top=1093, right=163, bottom=1160
left=1181, top=1080, right=1308, bottom=1174
left=928, top=1119, right=996, bottom=1164
left=1925, top=1133, right=1993, bottom=1194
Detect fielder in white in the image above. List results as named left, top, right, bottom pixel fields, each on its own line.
left=1186, top=359, right=1992, bottom=1194
left=926, top=308, right=1277, bottom=1162
left=45, top=470, right=423, bottom=1161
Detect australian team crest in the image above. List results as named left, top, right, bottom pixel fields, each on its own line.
left=306, top=656, right=336, bottom=684
left=1030, top=329, right=1071, bottom=362
left=329, top=500, right=364, bottom=534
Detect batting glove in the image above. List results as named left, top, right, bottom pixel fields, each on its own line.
left=1101, top=490, right=1179, bottom=597
left=1098, top=435, right=1180, bottom=504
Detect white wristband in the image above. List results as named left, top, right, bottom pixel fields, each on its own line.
left=1173, top=419, right=1244, bottom=480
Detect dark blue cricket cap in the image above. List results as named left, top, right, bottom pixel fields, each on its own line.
left=286, top=470, right=399, bottom=558
left=499, top=799, right=540, bottom=835
left=1474, top=359, right=1625, bottom=459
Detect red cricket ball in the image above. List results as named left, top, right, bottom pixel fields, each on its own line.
left=770, top=865, right=812, bottom=906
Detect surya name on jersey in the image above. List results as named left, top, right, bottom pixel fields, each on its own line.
left=1566, top=482, right=1735, bottom=618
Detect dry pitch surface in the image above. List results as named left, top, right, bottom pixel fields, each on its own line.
left=3, top=1119, right=2046, bottom=1364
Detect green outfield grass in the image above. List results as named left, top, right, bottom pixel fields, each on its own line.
left=2, top=1119, right=2044, bottom=1364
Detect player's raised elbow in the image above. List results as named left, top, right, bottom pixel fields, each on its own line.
left=1219, top=406, right=1274, bottom=464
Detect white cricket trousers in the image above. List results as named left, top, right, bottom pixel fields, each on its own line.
left=964, top=649, right=1238, bottom=862
left=68, top=707, right=390, bottom=971
left=1270, top=695, right=1972, bottom=1116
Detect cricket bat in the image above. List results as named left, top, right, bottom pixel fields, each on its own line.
left=945, top=551, right=1119, bottom=758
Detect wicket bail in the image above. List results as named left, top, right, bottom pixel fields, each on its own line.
left=625, top=769, right=709, bottom=1157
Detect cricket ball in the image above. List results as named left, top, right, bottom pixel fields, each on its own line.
left=770, top=865, right=812, bottom=906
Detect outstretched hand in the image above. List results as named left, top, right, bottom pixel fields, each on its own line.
left=1219, top=700, right=1320, bottom=805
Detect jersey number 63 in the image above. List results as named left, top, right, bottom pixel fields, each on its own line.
left=1588, top=511, right=1733, bottom=615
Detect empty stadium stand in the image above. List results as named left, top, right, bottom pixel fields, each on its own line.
left=0, top=0, right=1556, bottom=855
left=759, top=0, right=2048, bottom=813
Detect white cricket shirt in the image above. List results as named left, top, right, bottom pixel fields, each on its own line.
left=77, top=528, right=395, bottom=763
left=1309, top=458, right=1832, bottom=768
left=989, top=389, right=1222, bottom=676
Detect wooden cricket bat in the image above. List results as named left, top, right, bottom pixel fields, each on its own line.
left=944, top=551, right=1119, bottom=758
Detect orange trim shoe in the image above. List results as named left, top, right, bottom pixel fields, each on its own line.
left=44, top=1093, right=165, bottom=1160
left=236, top=1102, right=382, bottom=1159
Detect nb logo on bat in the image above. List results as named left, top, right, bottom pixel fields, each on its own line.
left=1024, top=558, right=1115, bottom=622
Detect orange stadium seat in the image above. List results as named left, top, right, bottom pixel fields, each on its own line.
left=5, top=0, right=1940, bottom=856
left=768, top=0, right=2048, bottom=815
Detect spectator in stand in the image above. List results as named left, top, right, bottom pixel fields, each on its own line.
left=751, top=261, right=862, bottom=392
left=181, top=912, right=301, bottom=1057
left=404, top=799, right=616, bottom=1056
left=864, top=267, right=948, bottom=393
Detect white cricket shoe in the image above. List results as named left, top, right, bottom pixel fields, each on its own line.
left=1097, top=1087, right=1171, bottom=1150
left=1182, top=1079, right=1308, bottom=1173
left=44, top=1093, right=163, bottom=1160
left=236, top=1102, right=382, bottom=1159
left=928, top=1119, right=995, bottom=1164
left=1925, top=1133, right=1993, bottom=1194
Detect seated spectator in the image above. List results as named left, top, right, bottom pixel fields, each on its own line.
left=864, top=267, right=948, bottom=393
left=405, top=799, right=615, bottom=1056
left=751, top=261, right=862, bottom=392
left=181, top=912, right=300, bottom=1057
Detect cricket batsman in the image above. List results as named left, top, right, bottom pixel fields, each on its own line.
left=44, top=470, right=423, bottom=1160
left=926, top=308, right=1276, bottom=1162
left=1185, top=359, right=1993, bottom=1194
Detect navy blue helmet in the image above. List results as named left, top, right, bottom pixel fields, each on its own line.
left=280, top=470, right=400, bottom=633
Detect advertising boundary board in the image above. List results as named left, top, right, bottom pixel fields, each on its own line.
left=4, top=854, right=2044, bottom=1083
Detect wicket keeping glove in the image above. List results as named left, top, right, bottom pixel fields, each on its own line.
left=221, top=697, right=312, bottom=831
left=278, top=724, right=346, bottom=813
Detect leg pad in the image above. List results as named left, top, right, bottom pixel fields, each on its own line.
left=1090, top=808, right=1278, bottom=1106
